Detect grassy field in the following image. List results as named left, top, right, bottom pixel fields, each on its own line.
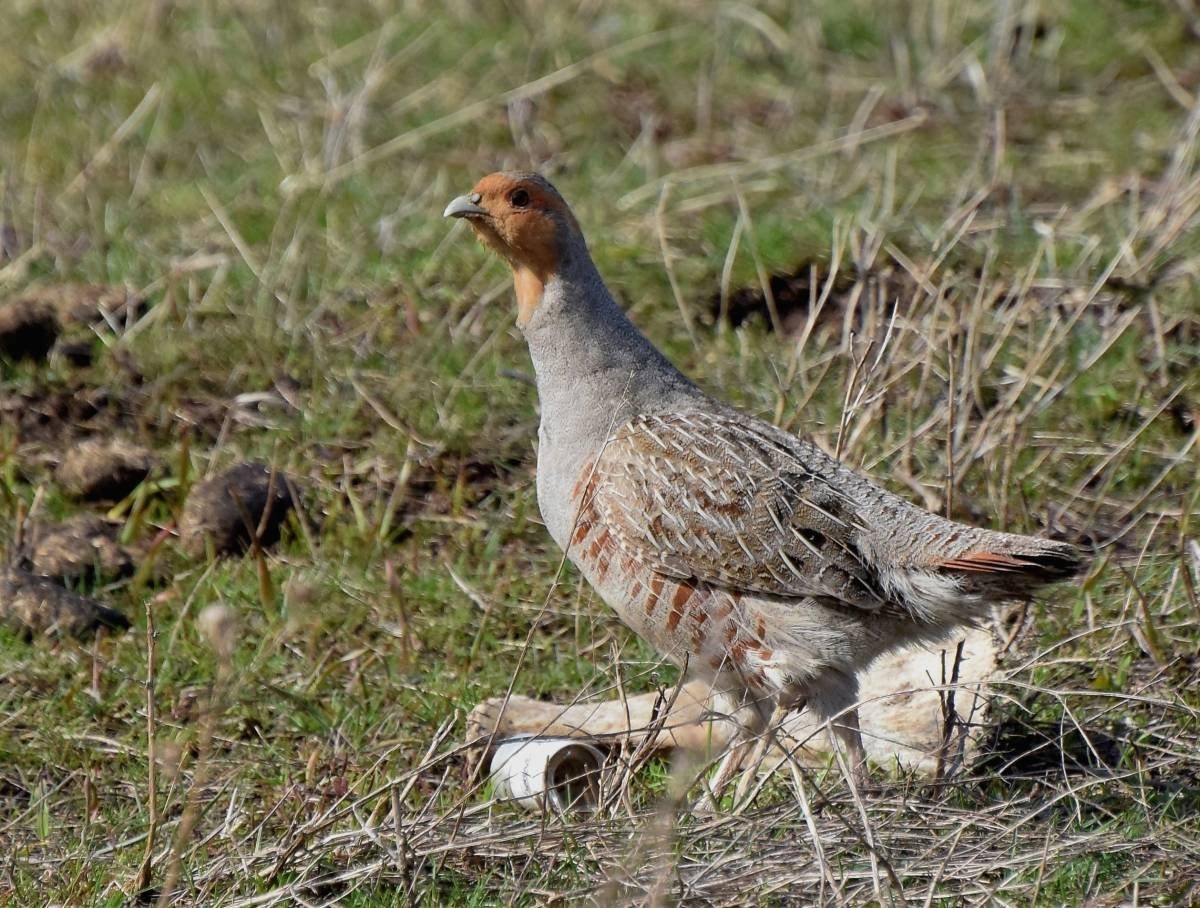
left=1, top=0, right=1199, bottom=903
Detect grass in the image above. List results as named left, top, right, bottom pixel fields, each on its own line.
left=1, top=0, right=1199, bottom=903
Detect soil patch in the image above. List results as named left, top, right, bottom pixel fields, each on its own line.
left=711, top=262, right=917, bottom=334
left=403, top=453, right=520, bottom=518
left=710, top=263, right=852, bottom=333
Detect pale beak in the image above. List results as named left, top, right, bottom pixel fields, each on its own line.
left=443, top=194, right=487, bottom=219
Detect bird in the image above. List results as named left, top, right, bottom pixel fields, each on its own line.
left=444, top=171, right=1085, bottom=803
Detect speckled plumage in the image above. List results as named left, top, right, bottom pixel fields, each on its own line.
left=446, top=172, right=1085, bottom=792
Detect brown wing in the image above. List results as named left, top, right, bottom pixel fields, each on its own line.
left=591, top=411, right=887, bottom=610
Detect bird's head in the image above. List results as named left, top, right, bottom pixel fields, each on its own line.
left=444, top=171, right=584, bottom=325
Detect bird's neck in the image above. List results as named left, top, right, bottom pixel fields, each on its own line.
left=519, top=255, right=702, bottom=445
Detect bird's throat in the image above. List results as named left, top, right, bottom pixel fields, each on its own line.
left=513, top=265, right=546, bottom=327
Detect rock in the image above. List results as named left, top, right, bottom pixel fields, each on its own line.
left=0, top=568, right=130, bottom=639
left=56, top=438, right=158, bottom=502
left=0, top=298, right=58, bottom=361
left=179, top=462, right=295, bottom=557
left=28, top=514, right=133, bottom=582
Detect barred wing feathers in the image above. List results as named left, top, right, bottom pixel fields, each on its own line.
left=592, top=411, right=887, bottom=611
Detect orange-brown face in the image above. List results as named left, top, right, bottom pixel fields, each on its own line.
left=443, top=172, right=579, bottom=282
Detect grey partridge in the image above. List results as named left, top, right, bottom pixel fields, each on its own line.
left=445, top=172, right=1084, bottom=800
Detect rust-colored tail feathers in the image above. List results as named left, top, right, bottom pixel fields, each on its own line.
left=938, top=541, right=1084, bottom=596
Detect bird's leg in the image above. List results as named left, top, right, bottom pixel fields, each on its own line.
left=731, top=702, right=791, bottom=808
left=693, top=695, right=769, bottom=813
left=829, top=705, right=869, bottom=791
left=701, top=737, right=754, bottom=809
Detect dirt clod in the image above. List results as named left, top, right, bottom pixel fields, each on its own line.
left=56, top=438, right=158, bottom=502
left=0, top=568, right=131, bottom=639
left=0, top=298, right=58, bottom=361
left=178, top=461, right=295, bottom=558
left=23, top=283, right=144, bottom=328
left=55, top=340, right=95, bottom=368
left=28, top=514, right=134, bottom=582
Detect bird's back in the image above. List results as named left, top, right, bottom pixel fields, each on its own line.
left=588, top=406, right=1083, bottom=627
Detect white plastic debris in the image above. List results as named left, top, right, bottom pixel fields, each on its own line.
left=470, top=629, right=998, bottom=778
left=489, top=735, right=604, bottom=812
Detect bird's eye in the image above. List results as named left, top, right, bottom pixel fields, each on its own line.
left=510, top=188, right=530, bottom=208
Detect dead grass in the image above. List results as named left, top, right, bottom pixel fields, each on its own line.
left=1, top=0, right=1199, bottom=904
